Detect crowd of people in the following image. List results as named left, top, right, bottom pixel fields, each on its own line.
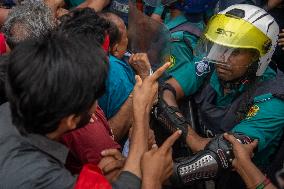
left=0, top=0, right=283, bottom=189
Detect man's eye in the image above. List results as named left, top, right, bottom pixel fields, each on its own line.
left=232, top=49, right=240, bottom=56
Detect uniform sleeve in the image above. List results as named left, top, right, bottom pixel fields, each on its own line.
left=167, top=32, right=195, bottom=76
left=168, top=33, right=206, bottom=96
left=98, top=63, right=134, bottom=119
left=232, top=94, right=284, bottom=152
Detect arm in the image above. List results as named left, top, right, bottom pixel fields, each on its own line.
left=157, top=77, right=211, bottom=150
left=108, top=95, right=133, bottom=142
left=122, top=62, right=171, bottom=178
left=163, top=78, right=185, bottom=106
left=108, top=53, right=151, bottom=142
left=224, top=133, right=277, bottom=189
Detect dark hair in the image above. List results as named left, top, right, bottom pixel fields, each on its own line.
left=99, top=12, right=122, bottom=48
left=58, top=8, right=117, bottom=46
left=6, top=31, right=109, bottom=135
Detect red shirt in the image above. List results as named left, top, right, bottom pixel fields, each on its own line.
left=0, top=33, right=6, bottom=54
left=61, top=106, right=121, bottom=174
left=75, top=164, right=112, bottom=189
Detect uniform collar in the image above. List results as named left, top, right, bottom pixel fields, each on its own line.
left=209, top=67, right=277, bottom=106
left=109, top=55, right=128, bottom=66
left=165, top=13, right=188, bottom=30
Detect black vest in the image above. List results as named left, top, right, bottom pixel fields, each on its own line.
left=193, top=72, right=284, bottom=137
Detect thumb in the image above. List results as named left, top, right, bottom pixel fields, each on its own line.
left=249, top=139, right=258, bottom=150
left=134, top=75, right=142, bottom=87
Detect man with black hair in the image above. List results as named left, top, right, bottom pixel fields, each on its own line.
left=59, top=9, right=153, bottom=146
left=0, top=28, right=179, bottom=188
left=57, top=8, right=124, bottom=177
left=98, top=12, right=152, bottom=143
left=0, top=31, right=108, bottom=188
left=58, top=8, right=113, bottom=47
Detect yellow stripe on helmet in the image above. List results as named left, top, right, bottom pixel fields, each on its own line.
left=204, top=14, right=271, bottom=56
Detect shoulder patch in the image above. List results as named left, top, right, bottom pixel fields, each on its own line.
left=168, top=55, right=176, bottom=69
left=195, top=59, right=211, bottom=76
left=246, top=105, right=260, bottom=119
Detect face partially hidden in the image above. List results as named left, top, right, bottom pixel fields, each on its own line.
left=76, top=101, right=97, bottom=129
left=215, top=49, right=259, bottom=81
left=115, top=25, right=128, bottom=59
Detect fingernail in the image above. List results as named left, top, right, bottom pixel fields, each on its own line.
left=101, top=151, right=106, bottom=155
left=177, top=130, right=182, bottom=134
left=152, top=144, right=158, bottom=148
left=224, top=133, right=228, bottom=136
left=90, top=118, right=94, bottom=123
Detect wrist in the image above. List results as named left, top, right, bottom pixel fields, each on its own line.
left=186, top=128, right=210, bottom=152
left=138, top=72, right=150, bottom=80
left=235, top=159, right=254, bottom=174
left=234, top=160, right=266, bottom=189
left=142, top=176, right=162, bottom=189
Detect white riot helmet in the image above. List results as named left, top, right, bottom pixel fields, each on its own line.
left=195, top=4, right=279, bottom=76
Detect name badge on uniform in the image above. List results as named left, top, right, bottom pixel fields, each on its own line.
left=195, top=59, right=211, bottom=76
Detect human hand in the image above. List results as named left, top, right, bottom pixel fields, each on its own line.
left=44, top=0, right=65, bottom=9
left=129, top=53, right=151, bottom=80
left=133, top=62, right=170, bottom=118
left=141, top=130, right=182, bottom=188
left=99, top=149, right=126, bottom=182
left=223, top=133, right=258, bottom=171
left=56, top=8, right=69, bottom=18
left=279, top=29, right=284, bottom=51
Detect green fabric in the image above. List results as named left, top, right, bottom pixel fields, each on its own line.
left=153, top=5, right=164, bottom=15
left=170, top=56, right=206, bottom=96
left=232, top=92, right=284, bottom=166
left=210, top=67, right=276, bottom=106
left=64, top=0, right=83, bottom=8
left=165, top=13, right=205, bottom=79
left=204, top=67, right=284, bottom=166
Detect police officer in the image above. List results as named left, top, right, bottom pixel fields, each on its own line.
left=155, top=4, right=284, bottom=188
left=151, top=0, right=218, bottom=78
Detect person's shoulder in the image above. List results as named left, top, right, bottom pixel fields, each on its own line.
left=0, top=134, right=75, bottom=189
left=253, top=93, right=284, bottom=111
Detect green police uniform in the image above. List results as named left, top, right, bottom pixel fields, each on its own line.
left=177, top=65, right=284, bottom=166
left=165, top=14, right=205, bottom=77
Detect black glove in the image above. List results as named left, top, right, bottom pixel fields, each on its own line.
left=172, top=133, right=253, bottom=185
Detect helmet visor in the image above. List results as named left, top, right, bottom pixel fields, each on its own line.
left=204, top=14, right=271, bottom=57
left=195, top=37, right=260, bottom=69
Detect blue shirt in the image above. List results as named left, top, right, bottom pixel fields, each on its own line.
left=99, top=55, right=135, bottom=119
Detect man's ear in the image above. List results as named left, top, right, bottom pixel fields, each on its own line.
left=111, top=43, right=119, bottom=57
left=61, top=114, right=81, bottom=131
